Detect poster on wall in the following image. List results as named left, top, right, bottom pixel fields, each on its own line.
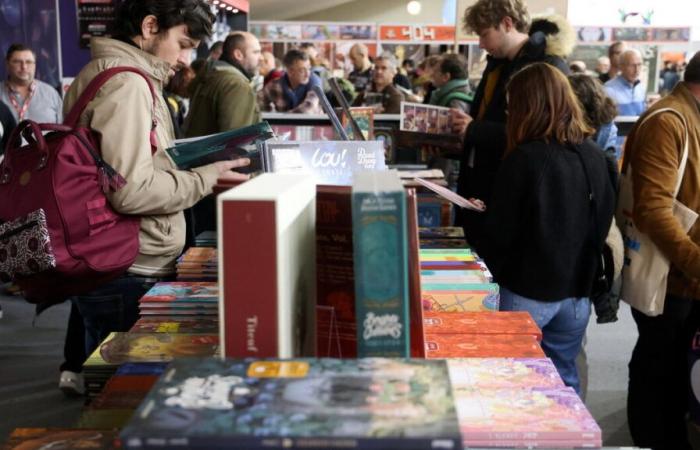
left=77, top=0, right=122, bottom=48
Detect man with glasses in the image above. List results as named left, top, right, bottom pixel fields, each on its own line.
left=1, top=43, right=62, bottom=124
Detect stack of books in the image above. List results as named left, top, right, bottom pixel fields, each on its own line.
left=175, top=247, right=218, bottom=281
left=137, top=282, right=219, bottom=318
left=449, top=359, right=601, bottom=448
left=3, top=428, right=120, bottom=449
left=82, top=332, right=219, bottom=400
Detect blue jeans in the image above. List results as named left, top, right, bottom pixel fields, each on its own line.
left=71, top=274, right=160, bottom=359
left=499, top=287, right=591, bottom=395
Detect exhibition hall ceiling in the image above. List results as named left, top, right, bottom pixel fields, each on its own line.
left=249, top=0, right=356, bottom=20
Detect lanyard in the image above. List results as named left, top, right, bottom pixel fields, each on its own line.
left=6, top=81, right=36, bottom=121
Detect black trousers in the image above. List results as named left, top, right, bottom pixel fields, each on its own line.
left=628, top=293, right=700, bottom=450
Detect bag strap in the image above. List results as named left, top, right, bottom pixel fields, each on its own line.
left=63, top=67, right=159, bottom=155
left=635, top=107, right=690, bottom=197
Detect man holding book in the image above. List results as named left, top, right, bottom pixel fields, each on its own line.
left=58, top=0, right=250, bottom=396
left=451, top=1, right=572, bottom=250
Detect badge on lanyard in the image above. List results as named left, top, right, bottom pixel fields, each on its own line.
left=6, top=81, right=36, bottom=121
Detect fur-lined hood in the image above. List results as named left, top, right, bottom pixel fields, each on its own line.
left=529, top=13, right=576, bottom=58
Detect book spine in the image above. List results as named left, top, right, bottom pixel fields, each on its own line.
left=315, top=188, right=357, bottom=358
left=406, top=188, right=425, bottom=358
left=352, top=188, right=410, bottom=357
left=219, top=200, right=278, bottom=358
left=124, top=436, right=462, bottom=449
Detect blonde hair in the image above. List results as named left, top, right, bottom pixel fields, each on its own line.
left=463, top=0, right=530, bottom=34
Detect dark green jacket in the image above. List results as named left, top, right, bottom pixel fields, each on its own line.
left=428, top=78, right=472, bottom=112
left=185, top=60, right=261, bottom=137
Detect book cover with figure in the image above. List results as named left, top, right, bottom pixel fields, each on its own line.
left=352, top=170, right=410, bottom=357
left=120, top=357, right=462, bottom=450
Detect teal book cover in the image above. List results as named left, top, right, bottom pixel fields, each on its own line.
left=166, top=122, right=273, bottom=170
left=351, top=171, right=410, bottom=358
left=120, top=357, right=461, bottom=450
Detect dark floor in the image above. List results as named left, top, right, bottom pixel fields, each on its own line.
left=0, top=290, right=691, bottom=449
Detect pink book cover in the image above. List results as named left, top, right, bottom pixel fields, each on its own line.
left=421, top=291, right=499, bottom=313
left=139, top=282, right=218, bottom=303
left=464, top=437, right=602, bottom=448
left=425, top=334, right=545, bottom=358
left=447, top=358, right=564, bottom=390
left=423, top=311, right=542, bottom=342
left=455, top=386, right=602, bottom=443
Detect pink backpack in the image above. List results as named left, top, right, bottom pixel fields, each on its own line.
left=0, top=67, right=157, bottom=306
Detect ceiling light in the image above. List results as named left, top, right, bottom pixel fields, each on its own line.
left=226, top=5, right=233, bottom=10
left=212, top=0, right=219, bottom=4
left=232, top=8, right=239, bottom=13
left=407, top=0, right=421, bottom=15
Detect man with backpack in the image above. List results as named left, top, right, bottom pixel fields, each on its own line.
left=57, top=0, right=250, bottom=395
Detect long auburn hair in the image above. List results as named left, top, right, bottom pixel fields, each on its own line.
left=505, top=63, right=593, bottom=155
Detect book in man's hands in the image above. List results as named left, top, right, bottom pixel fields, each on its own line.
left=166, top=122, right=274, bottom=171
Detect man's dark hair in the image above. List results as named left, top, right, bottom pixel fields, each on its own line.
left=438, top=54, right=467, bottom=80
left=283, top=49, right=308, bottom=68
left=684, top=51, right=700, bottom=84
left=210, top=41, right=223, bottom=52
left=299, top=42, right=316, bottom=51
left=402, top=58, right=415, bottom=70
left=221, top=33, right=247, bottom=63
left=6, top=43, right=34, bottom=61
left=114, top=0, right=215, bottom=41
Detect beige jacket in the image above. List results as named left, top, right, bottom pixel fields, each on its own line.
left=63, top=37, right=220, bottom=276
left=624, top=82, right=700, bottom=299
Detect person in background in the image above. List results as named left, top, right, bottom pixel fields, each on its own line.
left=186, top=31, right=262, bottom=137
left=451, top=0, right=573, bottom=251
left=393, top=59, right=412, bottom=91
left=604, top=48, right=646, bottom=116
left=260, top=51, right=283, bottom=87
left=569, top=73, right=619, bottom=162
left=1, top=43, right=62, bottom=124
left=58, top=0, right=250, bottom=397
left=207, top=40, right=223, bottom=61
left=418, top=55, right=442, bottom=104
left=480, top=62, right=616, bottom=395
left=259, top=49, right=322, bottom=113
left=659, top=61, right=680, bottom=96
left=164, top=65, right=195, bottom=138
left=353, top=53, right=403, bottom=114
left=594, top=56, right=610, bottom=80
left=569, top=60, right=587, bottom=74
left=599, top=41, right=626, bottom=84
left=428, top=53, right=472, bottom=113
left=347, top=43, right=373, bottom=93
left=402, top=58, right=418, bottom=87
left=624, top=50, right=700, bottom=450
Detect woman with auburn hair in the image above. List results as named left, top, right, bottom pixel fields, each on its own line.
left=478, top=62, right=617, bottom=394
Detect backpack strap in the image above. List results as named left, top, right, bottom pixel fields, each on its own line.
left=64, top=67, right=159, bottom=155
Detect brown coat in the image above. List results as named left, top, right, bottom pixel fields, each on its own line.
left=624, top=82, right=700, bottom=299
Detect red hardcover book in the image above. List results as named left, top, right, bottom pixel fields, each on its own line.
left=315, top=185, right=357, bottom=358
left=423, top=311, right=542, bottom=342
left=406, top=188, right=425, bottom=357
left=424, top=333, right=545, bottom=358
left=218, top=173, right=316, bottom=358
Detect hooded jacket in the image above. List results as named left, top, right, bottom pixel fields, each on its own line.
left=185, top=59, right=261, bottom=138
left=63, top=37, right=220, bottom=276
left=456, top=14, right=575, bottom=249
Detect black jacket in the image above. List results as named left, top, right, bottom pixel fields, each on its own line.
left=456, top=30, right=570, bottom=248
left=479, top=139, right=617, bottom=301
left=0, top=101, right=17, bottom=154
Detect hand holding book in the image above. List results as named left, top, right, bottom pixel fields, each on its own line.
left=213, top=158, right=251, bottom=182
left=451, top=108, right=474, bottom=136
left=415, top=178, right=486, bottom=212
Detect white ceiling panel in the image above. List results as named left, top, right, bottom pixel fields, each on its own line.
left=249, top=0, right=357, bottom=20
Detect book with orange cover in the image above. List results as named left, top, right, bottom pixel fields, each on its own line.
left=4, top=428, right=119, bottom=449
left=131, top=317, right=219, bottom=334
left=424, top=333, right=545, bottom=358
left=423, top=311, right=542, bottom=342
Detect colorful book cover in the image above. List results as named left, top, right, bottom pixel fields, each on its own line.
left=120, top=358, right=462, bottom=450
left=177, top=247, right=217, bottom=263
left=447, top=358, right=564, bottom=391
left=418, top=226, right=464, bottom=239
left=130, top=317, right=219, bottom=334
left=84, top=333, right=219, bottom=367
left=421, top=290, right=499, bottom=312
left=140, top=282, right=218, bottom=303
left=420, top=273, right=489, bottom=284
left=454, top=386, right=601, bottom=445
left=115, top=362, right=169, bottom=376
left=424, top=334, right=545, bottom=358
left=89, top=375, right=158, bottom=410
left=315, top=185, right=357, bottom=358
left=352, top=171, right=410, bottom=357
left=423, top=311, right=542, bottom=341
left=4, top=428, right=119, bottom=450
left=341, top=106, right=374, bottom=140
left=420, top=261, right=484, bottom=271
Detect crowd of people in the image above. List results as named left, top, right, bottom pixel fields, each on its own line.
left=0, top=1, right=699, bottom=449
